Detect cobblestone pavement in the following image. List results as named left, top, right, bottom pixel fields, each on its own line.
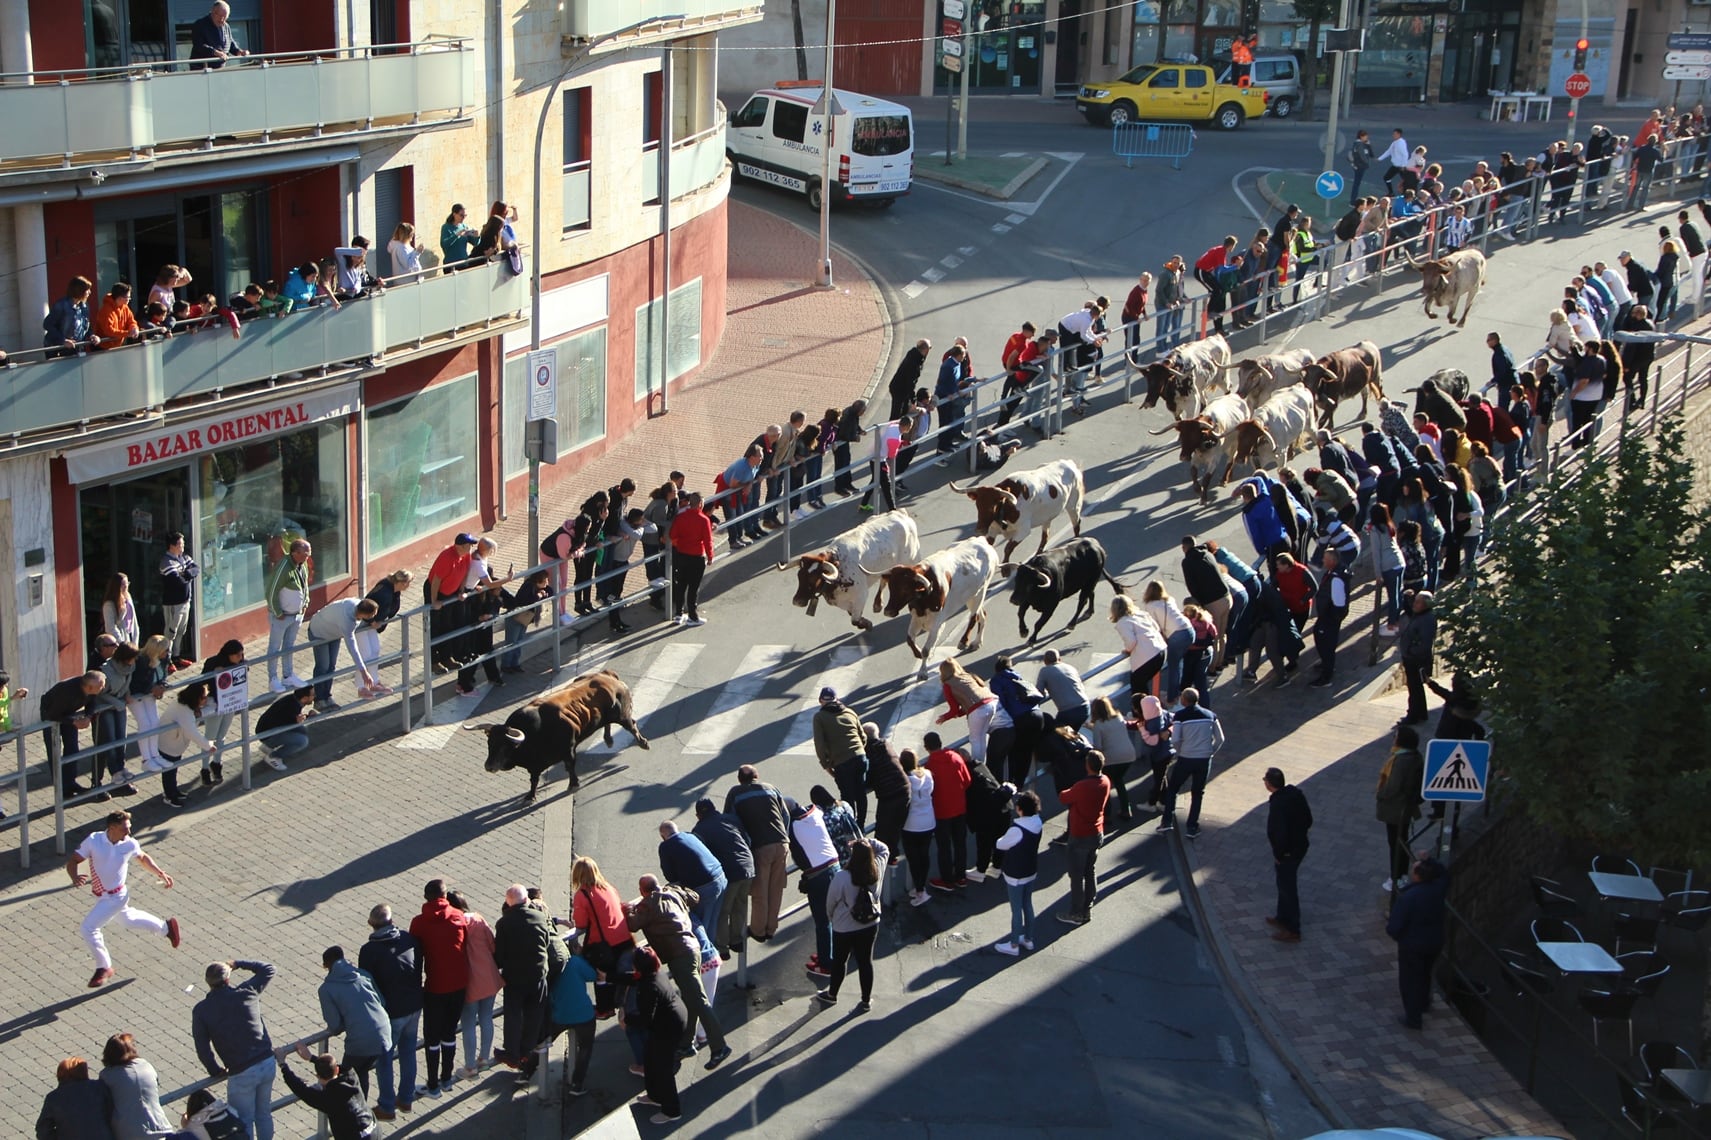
left=0, top=197, right=893, bottom=1138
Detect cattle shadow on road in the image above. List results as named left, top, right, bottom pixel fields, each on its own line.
left=261, top=798, right=543, bottom=916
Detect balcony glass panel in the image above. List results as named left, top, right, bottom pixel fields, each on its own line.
left=0, top=263, right=524, bottom=442
left=669, top=124, right=726, bottom=199
left=0, top=41, right=471, bottom=169
left=563, top=163, right=592, bottom=230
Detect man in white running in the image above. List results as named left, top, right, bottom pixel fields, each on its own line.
left=66, top=809, right=181, bottom=987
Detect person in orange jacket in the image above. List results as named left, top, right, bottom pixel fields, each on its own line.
left=92, top=283, right=142, bottom=349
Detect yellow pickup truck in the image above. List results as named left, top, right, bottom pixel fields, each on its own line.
left=1077, top=63, right=1269, bottom=131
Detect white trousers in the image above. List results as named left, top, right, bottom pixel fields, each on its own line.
left=133, top=697, right=160, bottom=763
left=82, top=890, right=167, bottom=969
left=967, top=699, right=997, bottom=764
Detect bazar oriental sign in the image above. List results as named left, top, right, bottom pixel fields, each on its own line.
left=62, top=384, right=359, bottom=484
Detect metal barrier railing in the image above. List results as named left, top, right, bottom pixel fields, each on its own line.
left=7, top=137, right=1710, bottom=869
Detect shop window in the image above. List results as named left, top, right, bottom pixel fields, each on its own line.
left=365, top=376, right=479, bottom=552
left=634, top=278, right=702, bottom=400
left=502, top=325, right=609, bottom=472
left=196, top=422, right=349, bottom=621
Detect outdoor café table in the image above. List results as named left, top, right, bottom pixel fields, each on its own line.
left=1590, top=871, right=1664, bottom=904
left=1662, top=1068, right=1711, bottom=1107
left=1535, top=941, right=1623, bottom=974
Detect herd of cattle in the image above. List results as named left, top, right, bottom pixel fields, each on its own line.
left=466, top=326, right=1498, bottom=800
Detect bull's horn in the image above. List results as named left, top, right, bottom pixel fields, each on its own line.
left=857, top=562, right=887, bottom=577
left=504, top=727, right=526, bottom=744
left=820, top=562, right=838, bottom=580
left=947, top=479, right=981, bottom=494
left=1148, top=422, right=1183, bottom=436
left=1400, top=247, right=1425, bottom=268
left=460, top=722, right=497, bottom=731
left=1215, top=360, right=1243, bottom=372
left=997, top=562, right=1019, bottom=573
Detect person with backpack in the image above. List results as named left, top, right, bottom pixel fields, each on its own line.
left=817, top=837, right=889, bottom=1012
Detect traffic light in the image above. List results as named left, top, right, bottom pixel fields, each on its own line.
left=1573, top=37, right=1589, bottom=71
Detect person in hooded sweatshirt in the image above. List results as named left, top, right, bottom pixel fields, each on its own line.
left=315, top=945, right=391, bottom=1101
left=275, top=1047, right=374, bottom=1140
left=992, top=791, right=1044, bottom=956
left=811, top=687, right=869, bottom=828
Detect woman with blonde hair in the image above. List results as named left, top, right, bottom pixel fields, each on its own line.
left=936, top=658, right=999, bottom=763
left=1541, top=308, right=1579, bottom=362
left=130, top=635, right=171, bottom=770
left=358, top=569, right=412, bottom=689
left=387, top=222, right=424, bottom=278
left=1110, top=595, right=1166, bottom=700
left=570, top=856, right=632, bottom=1017
left=1142, top=581, right=1196, bottom=704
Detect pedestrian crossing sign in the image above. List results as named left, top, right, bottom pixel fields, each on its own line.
left=1422, top=739, right=1491, bottom=803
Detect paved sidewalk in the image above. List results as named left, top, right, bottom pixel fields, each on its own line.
left=1176, top=667, right=1567, bottom=1137
left=0, top=197, right=896, bottom=1137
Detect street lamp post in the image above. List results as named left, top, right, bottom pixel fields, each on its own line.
left=528, top=16, right=685, bottom=557
left=816, top=0, right=837, bottom=287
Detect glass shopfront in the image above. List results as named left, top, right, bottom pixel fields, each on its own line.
left=78, top=419, right=349, bottom=650
left=366, top=375, right=479, bottom=553
left=933, top=1, right=1048, bottom=93
left=196, top=422, right=348, bottom=621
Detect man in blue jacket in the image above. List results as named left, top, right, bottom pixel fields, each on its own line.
left=658, top=820, right=726, bottom=953
left=357, top=905, right=423, bottom=1120
left=1387, top=857, right=1449, bottom=1029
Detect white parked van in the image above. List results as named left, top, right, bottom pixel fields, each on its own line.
left=727, top=83, right=914, bottom=209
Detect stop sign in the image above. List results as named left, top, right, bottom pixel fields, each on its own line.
left=1565, top=72, right=1593, bottom=98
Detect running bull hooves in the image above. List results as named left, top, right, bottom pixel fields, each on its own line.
left=463, top=669, right=649, bottom=804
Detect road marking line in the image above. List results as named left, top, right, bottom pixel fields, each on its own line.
left=1001, top=151, right=1025, bottom=158
left=940, top=254, right=962, bottom=269
left=781, top=647, right=868, bottom=754
left=884, top=674, right=945, bottom=746
left=682, top=645, right=792, bottom=754
left=586, top=642, right=705, bottom=753
left=920, top=266, right=945, bottom=283
left=958, top=245, right=978, bottom=257
left=991, top=223, right=1011, bottom=233
left=902, top=281, right=929, bottom=298
left=1005, top=213, right=1027, bottom=225
left=1005, top=153, right=1084, bottom=217
left=1217, top=1034, right=1237, bottom=1066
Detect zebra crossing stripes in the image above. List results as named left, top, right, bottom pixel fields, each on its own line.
left=780, top=647, right=868, bottom=755
left=585, top=641, right=706, bottom=754
left=681, top=645, right=792, bottom=755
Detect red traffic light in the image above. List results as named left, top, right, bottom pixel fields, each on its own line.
left=1576, top=37, right=1589, bottom=50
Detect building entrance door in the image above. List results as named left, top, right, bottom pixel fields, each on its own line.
left=79, top=467, right=195, bottom=656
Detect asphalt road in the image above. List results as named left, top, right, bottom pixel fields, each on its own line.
left=566, top=103, right=1669, bottom=1137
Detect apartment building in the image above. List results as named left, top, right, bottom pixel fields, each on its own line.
left=0, top=0, right=757, bottom=687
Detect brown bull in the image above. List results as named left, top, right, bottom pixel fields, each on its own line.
left=1301, top=340, right=1385, bottom=427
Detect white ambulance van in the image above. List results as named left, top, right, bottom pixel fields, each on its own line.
left=727, top=83, right=914, bottom=209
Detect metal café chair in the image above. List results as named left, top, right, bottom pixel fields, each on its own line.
left=1577, top=985, right=1639, bottom=1054
left=1531, top=875, right=1581, bottom=919
left=1499, top=947, right=1555, bottom=998
left=1532, top=916, right=1586, bottom=945
left=1664, top=890, right=1710, bottom=944
left=1593, top=854, right=1645, bottom=878
left=1616, top=910, right=1663, bottom=955
left=1619, top=952, right=1670, bottom=1000
left=1650, top=866, right=1694, bottom=897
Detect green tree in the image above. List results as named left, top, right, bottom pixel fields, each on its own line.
left=1442, top=420, right=1711, bottom=866
left=1291, top=0, right=1337, bottom=119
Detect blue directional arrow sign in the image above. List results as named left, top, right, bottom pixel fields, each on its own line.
left=1315, top=170, right=1345, bottom=200
left=1422, top=739, right=1491, bottom=803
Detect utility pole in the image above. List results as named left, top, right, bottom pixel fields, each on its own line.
left=1321, top=0, right=1356, bottom=195
left=815, top=0, right=838, bottom=287
left=1564, top=0, right=1591, bottom=147
left=957, top=24, right=971, bottom=160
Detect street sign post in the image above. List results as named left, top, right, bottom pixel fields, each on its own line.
left=1423, top=739, right=1490, bottom=803
left=1564, top=72, right=1592, bottom=99
left=525, top=348, right=556, bottom=422
left=1664, top=65, right=1711, bottom=81
left=1665, top=50, right=1711, bottom=66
